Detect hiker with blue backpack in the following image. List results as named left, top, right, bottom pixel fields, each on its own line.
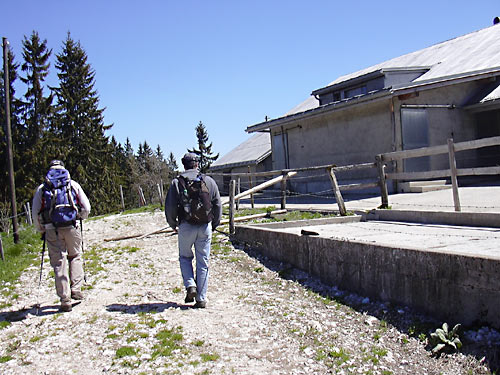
left=165, top=153, right=221, bottom=308
left=31, top=160, right=91, bottom=312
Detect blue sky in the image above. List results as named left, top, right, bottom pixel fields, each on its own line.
left=3, top=1, right=499, bottom=164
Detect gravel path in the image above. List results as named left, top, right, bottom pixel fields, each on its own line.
left=0, top=210, right=496, bottom=374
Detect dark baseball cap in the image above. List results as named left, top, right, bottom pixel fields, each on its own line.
left=182, top=153, right=199, bottom=163
left=49, top=159, right=65, bottom=168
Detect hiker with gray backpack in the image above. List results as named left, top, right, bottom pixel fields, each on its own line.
left=165, top=153, right=221, bottom=308
left=32, top=160, right=91, bottom=312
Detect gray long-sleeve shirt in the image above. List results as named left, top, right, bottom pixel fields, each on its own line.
left=165, top=169, right=222, bottom=230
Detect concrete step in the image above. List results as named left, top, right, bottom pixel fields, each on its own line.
left=400, top=180, right=451, bottom=193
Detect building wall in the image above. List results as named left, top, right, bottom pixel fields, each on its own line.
left=272, top=79, right=500, bottom=196
left=392, top=80, right=486, bottom=172
left=272, top=99, right=393, bottom=195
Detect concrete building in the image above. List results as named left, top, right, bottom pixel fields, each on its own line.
left=209, top=132, right=272, bottom=195
left=246, top=21, right=500, bottom=196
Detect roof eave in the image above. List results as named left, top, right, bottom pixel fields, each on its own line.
left=246, top=89, right=391, bottom=133
left=248, top=67, right=500, bottom=134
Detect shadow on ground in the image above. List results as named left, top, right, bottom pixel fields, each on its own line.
left=0, top=301, right=83, bottom=321
left=106, top=302, right=191, bottom=314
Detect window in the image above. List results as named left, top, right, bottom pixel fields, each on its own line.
left=344, top=85, right=367, bottom=98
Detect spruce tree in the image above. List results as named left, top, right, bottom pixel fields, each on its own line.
left=19, top=31, right=53, bottom=192
left=165, top=151, right=178, bottom=188
left=188, top=121, right=219, bottom=173
left=52, top=33, right=114, bottom=214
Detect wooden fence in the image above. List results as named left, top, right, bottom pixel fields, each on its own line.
left=210, top=135, right=500, bottom=225
left=377, top=136, right=500, bottom=212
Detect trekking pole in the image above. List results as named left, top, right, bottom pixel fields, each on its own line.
left=35, top=233, right=46, bottom=314
left=80, top=218, right=87, bottom=283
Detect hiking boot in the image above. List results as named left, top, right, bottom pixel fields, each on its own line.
left=71, top=290, right=84, bottom=300
left=60, top=301, right=72, bottom=312
left=194, top=300, right=206, bottom=309
left=185, top=286, right=197, bottom=303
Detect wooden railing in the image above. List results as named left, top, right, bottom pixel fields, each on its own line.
left=377, top=136, right=500, bottom=211
left=209, top=135, right=500, bottom=231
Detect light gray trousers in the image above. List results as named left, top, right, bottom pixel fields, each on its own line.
left=45, top=225, right=84, bottom=302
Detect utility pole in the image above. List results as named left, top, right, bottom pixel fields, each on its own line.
left=3, top=37, right=19, bottom=243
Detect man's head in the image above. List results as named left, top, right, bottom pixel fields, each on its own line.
left=49, top=160, right=65, bottom=169
left=181, top=153, right=199, bottom=170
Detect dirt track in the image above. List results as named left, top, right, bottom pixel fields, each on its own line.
left=0, top=210, right=494, bottom=374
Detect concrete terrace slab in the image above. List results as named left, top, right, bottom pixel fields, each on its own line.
left=234, top=190, right=500, bottom=329
left=273, top=220, right=500, bottom=259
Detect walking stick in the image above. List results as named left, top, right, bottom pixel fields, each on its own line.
left=35, top=233, right=46, bottom=314
left=80, top=218, right=87, bottom=283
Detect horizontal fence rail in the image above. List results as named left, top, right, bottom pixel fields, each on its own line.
left=378, top=136, right=500, bottom=211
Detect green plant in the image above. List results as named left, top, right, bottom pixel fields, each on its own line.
left=0, top=355, right=13, bottom=363
left=0, top=227, right=41, bottom=305
left=115, top=346, right=137, bottom=358
left=151, top=327, right=183, bottom=358
left=328, top=348, right=350, bottom=365
left=430, top=323, right=462, bottom=355
left=201, top=352, right=220, bottom=362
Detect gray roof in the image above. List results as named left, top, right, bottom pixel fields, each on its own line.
left=249, top=23, right=500, bottom=132
left=210, top=132, right=271, bottom=171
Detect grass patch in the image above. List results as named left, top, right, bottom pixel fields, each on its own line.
left=0, top=355, right=13, bottom=363
left=124, top=246, right=140, bottom=253
left=328, top=347, right=350, bottom=366
left=0, top=321, right=12, bottom=329
left=83, top=245, right=108, bottom=276
left=152, top=327, right=184, bottom=358
left=0, top=226, right=41, bottom=307
left=193, top=340, right=204, bottom=347
left=115, top=346, right=137, bottom=358
left=200, top=352, right=220, bottom=362
left=172, top=286, right=182, bottom=294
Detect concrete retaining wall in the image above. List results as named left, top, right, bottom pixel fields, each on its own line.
left=235, top=222, right=500, bottom=329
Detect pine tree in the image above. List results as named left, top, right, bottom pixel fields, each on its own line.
left=188, top=121, right=219, bottom=173
left=19, top=31, right=53, bottom=193
left=166, top=151, right=178, bottom=187
left=167, top=152, right=178, bottom=172
left=52, top=33, right=114, bottom=214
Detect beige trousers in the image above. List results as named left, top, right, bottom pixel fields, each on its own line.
left=46, top=225, right=84, bottom=302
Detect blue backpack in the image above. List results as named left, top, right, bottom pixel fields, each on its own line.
left=40, top=168, right=79, bottom=227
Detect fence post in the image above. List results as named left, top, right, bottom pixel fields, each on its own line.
left=236, top=177, right=241, bottom=210
left=248, top=166, right=254, bottom=208
left=25, top=202, right=32, bottom=225
left=120, top=185, right=125, bottom=212
left=0, top=236, right=4, bottom=261
left=447, top=138, right=461, bottom=212
left=229, top=179, right=235, bottom=234
left=160, top=178, right=164, bottom=203
left=138, top=187, right=146, bottom=206
left=280, top=171, right=287, bottom=210
left=327, top=168, right=347, bottom=216
left=157, top=184, right=163, bottom=207
left=375, top=155, right=389, bottom=208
